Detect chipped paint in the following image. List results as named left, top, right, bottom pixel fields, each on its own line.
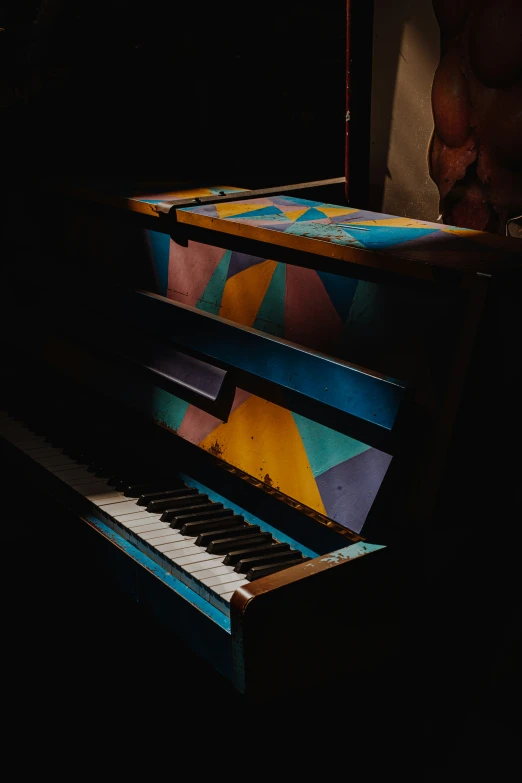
left=84, top=513, right=231, bottom=632
left=312, top=541, right=385, bottom=565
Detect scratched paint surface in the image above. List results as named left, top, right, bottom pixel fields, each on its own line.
left=138, top=194, right=473, bottom=534
left=181, top=195, right=522, bottom=263
left=60, top=194, right=467, bottom=535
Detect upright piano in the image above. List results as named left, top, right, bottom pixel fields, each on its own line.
left=2, top=175, right=520, bottom=700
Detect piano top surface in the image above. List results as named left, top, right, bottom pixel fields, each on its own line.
left=51, top=180, right=521, bottom=277
left=178, top=195, right=522, bottom=277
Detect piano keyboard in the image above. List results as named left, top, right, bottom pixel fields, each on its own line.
left=1, top=412, right=310, bottom=614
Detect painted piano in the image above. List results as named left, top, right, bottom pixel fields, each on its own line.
left=2, top=178, right=521, bottom=700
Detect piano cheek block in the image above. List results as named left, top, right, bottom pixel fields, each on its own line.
left=229, top=544, right=395, bottom=700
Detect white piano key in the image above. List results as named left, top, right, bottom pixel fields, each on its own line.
left=52, top=468, right=91, bottom=481
left=98, top=500, right=142, bottom=516
left=139, top=532, right=189, bottom=547
left=85, top=491, right=125, bottom=505
left=22, top=446, right=58, bottom=455
left=76, top=481, right=115, bottom=496
left=183, top=558, right=233, bottom=574
left=130, top=521, right=172, bottom=535
left=119, top=513, right=162, bottom=526
left=191, top=564, right=235, bottom=579
left=221, top=591, right=237, bottom=602
left=171, top=552, right=223, bottom=567
left=154, top=536, right=192, bottom=552
left=211, top=578, right=249, bottom=596
left=201, top=571, right=245, bottom=588
left=11, top=436, right=46, bottom=447
left=67, top=476, right=105, bottom=487
left=34, top=456, right=77, bottom=468
left=155, top=537, right=198, bottom=553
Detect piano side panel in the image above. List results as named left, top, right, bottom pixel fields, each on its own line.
left=230, top=542, right=398, bottom=700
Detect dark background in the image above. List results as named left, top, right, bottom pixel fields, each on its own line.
left=1, top=2, right=520, bottom=775
left=1, top=1, right=347, bottom=186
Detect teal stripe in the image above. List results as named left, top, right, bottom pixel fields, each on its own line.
left=197, top=250, right=232, bottom=314
left=252, top=262, right=286, bottom=337
left=147, top=230, right=171, bottom=296
left=291, top=411, right=370, bottom=477
left=148, top=387, right=189, bottom=432
left=85, top=514, right=231, bottom=631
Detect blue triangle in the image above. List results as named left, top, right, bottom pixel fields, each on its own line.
left=296, top=207, right=330, bottom=222
left=228, top=205, right=285, bottom=220
left=291, top=412, right=370, bottom=477
left=316, top=271, right=358, bottom=323
left=344, top=225, right=440, bottom=250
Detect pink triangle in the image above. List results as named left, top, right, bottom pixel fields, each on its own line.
left=167, top=241, right=226, bottom=307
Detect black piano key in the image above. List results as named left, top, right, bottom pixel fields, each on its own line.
left=193, top=522, right=255, bottom=546
left=246, top=557, right=310, bottom=581
left=147, top=493, right=209, bottom=514
left=163, top=504, right=224, bottom=525
left=207, top=532, right=273, bottom=555
left=234, top=547, right=301, bottom=572
left=182, top=515, right=245, bottom=536
left=224, top=541, right=289, bottom=567
left=123, top=478, right=185, bottom=497
left=136, top=487, right=192, bottom=507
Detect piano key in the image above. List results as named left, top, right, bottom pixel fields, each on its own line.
left=191, top=563, right=237, bottom=579
left=71, top=477, right=112, bottom=490
left=122, top=479, right=185, bottom=497
left=181, top=515, right=244, bottom=536
left=98, top=500, right=144, bottom=516
left=138, top=532, right=189, bottom=547
left=51, top=467, right=92, bottom=480
left=22, top=446, right=59, bottom=455
left=207, top=532, right=273, bottom=555
left=164, top=503, right=222, bottom=525
left=85, top=491, right=126, bottom=505
left=137, top=524, right=179, bottom=539
left=234, top=548, right=301, bottom=572
left=119, top=513, right=162, bottom=526
left=34, top=455, right=78, bottom=468
left=246, top=557, right=310, bottom=581
left=182, top=558, right=228, bottom=574
left=170, top=551, right=224, bottom=567
left=155, top=536, right=193, bottom=553
left=225, top=542, right=291, bottom=567
left=211, top=579, right=249, bottom=596
left=147, top=494, right=209, bottom=514
left=136, top=487, right=193, bottom=507
left=157, top=538, right=202, bottom=554
left=202, top=572, right=248, bottom=588
left=121, top=520, right=168, bottom=535
left=194, top=523, right=256, bottom=547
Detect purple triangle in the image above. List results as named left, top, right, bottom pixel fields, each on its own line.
left=315, top=448, right=392, bottom=534
left=226, top=251, right=266, bottom=280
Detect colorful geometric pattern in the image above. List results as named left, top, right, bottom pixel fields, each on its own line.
left=180, top=195, right=522, bottom=267
left=142, top=201, right=409, bottom=534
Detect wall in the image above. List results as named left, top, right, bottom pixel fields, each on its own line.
left=369, top=0, right=441, bottom=220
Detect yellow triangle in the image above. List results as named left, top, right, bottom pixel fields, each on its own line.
left=283, top=208, right=311, bottom=221
left=219, top=260, right=277, bottom=327
left=316, top=207, right=359, bottom=218
left=216, top=201, right=272, bottom=219
left=200, top=395, right=327, bottom=515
